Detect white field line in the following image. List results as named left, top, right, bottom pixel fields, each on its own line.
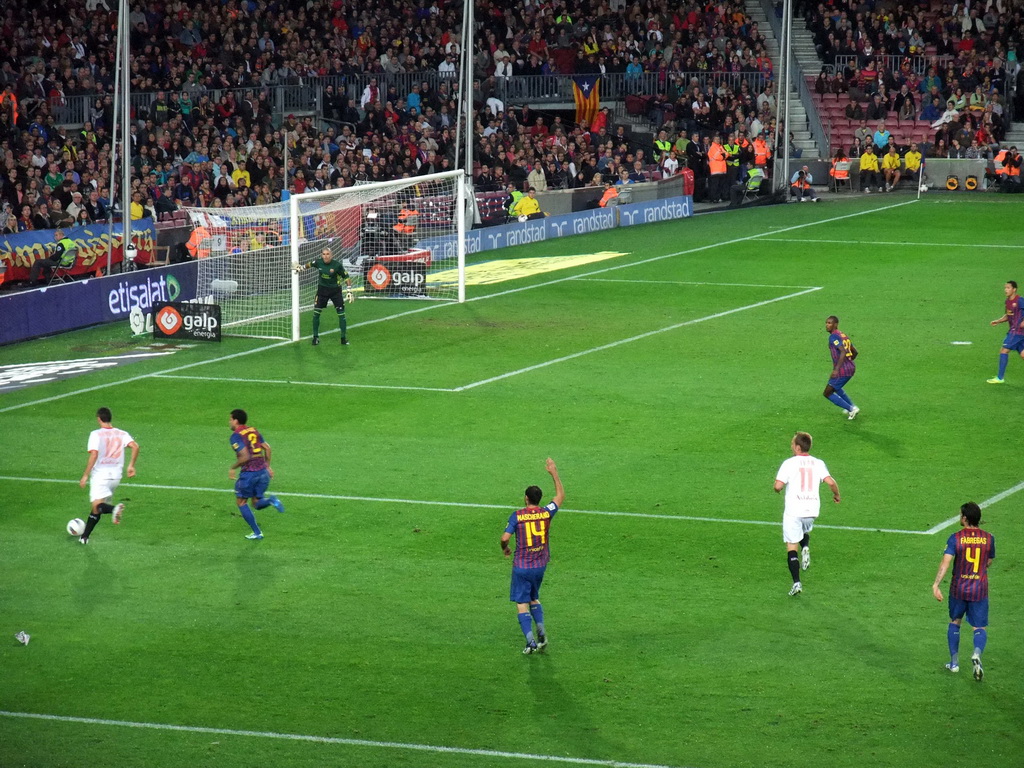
left=0, top=199, right=915, bottom=415
left=157, top=287, right=823, bottom=393
left=152, top=374, right=456, bottom=393
left=923, top=479, right=1024, bottom=535
left=760, top=238, right=1019, bottom=249
left=0, top=352, right=179, bottom=368
left=0, top=711, right=690, bottom=768
left=0, top=474, right=928, bottom=534
left=453, top=288, right=821, bottom=392
left=573, top=279, right=818, bottom=289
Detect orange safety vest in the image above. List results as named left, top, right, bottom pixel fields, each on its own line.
left=994, top=150, right=1008, bottom=176
left=186, top=225, right=211, bottom=259
left=598, top=186, right=619, bottom=207
left=394, top=208, right=418, bottom=234
left=708, top=143, right=727, bottom=175
left=753, top=139, right=770, bottom=166
left=1004, top=151, right=1021, bottom=177
left=791, top=179, right=811, bottom=190
left=829, top=159, right=849, bottom=179
left=0, top=90, right=18, bottom=125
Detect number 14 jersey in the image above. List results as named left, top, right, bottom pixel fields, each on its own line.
left=506, top=502, right=559, bottom=568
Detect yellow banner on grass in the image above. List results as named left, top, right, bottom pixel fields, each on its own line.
left=430, top=251, right=628, bottom=286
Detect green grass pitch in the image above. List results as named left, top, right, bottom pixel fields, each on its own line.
left=1, top=193, right=1022, bottom=768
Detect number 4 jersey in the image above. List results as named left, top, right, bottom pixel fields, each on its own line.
left=506, top=502, right=559, bottom=568
left=945, top=527, right=996, bottom=601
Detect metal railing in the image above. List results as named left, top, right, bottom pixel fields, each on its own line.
left=54, top=71, right=771, bottom=130
left=833, top=54, right=954, bottom=76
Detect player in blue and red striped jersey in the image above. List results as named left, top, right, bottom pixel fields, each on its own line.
left=824, top=316, right=860, bottom=420
left=932, top=502, right=996, bottom=680
left=228, top=409, right=284, bottom=540
left=500, top=458, right=565, bottom=655
left=987, top=280, right=1024, bottom=384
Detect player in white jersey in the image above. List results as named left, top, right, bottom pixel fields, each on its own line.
left=78, top=407, right=139, bottom=544
left=773, top=432, right=840, bottom=596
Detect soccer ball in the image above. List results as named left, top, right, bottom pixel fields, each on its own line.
left=67, top=518, right=85, bottom=536
left=919, top=183, right=929, bottom=192
left=518, top=214, right=528, bottom=223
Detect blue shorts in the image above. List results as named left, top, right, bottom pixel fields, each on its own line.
left=235, top=469, right=270, bottom=500
left=510, top=566, right=546, bottom=603
left=1001, top=333, right=1024, bottom=352
left=827, top=375, right=852, bottom=389
left=948, top=596, right=989, bottom=628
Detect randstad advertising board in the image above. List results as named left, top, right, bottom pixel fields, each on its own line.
left=0, top=262, right=200, bottom=345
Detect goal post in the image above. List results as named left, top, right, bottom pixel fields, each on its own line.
left=289, top=169, right=467, bottom=341
left=183, top=169, right=467, bottom=342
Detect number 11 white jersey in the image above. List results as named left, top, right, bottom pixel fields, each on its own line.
left=776, top=455, right=831, bottom=518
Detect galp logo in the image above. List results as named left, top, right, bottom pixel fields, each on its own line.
left=367, top=264, right=392, bottom=290
left=155, top=306, right=183, bottom=335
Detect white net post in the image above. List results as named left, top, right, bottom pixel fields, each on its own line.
left=457, top=173, right=467, bottom=304
left=289, top=193, right=301, bottom=342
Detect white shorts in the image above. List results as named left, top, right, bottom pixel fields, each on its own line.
left=90, top=469, right=122, bottom=502
left=783, top=515, right=816, bottom=544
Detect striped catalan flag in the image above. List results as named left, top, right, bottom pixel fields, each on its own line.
left=572, top=74, right=601, bottom=128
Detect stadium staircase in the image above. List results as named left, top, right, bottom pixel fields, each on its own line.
left=745, top=1, right=821, bottom=158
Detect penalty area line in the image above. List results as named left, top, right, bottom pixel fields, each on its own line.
left=0, top=475, right=923, bottom=533
left=0, top=711, right=692, bottom=768
left=151, top=374, right=456, bottom=393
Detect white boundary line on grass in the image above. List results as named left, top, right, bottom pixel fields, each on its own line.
left=153, top=374, right=457, bottom=393
left=760, top=238, right=1019, bottom=249
left=155, top=287, right=822, bottom=393
left=0, top=199, right=915, bottom=415
left=923, top=479, right=1024, bottom=535
left=452, top=288, right=821, bottom=392
left=0, top=474, right=937, bottom=534
left=0, top=711, right=691, bottom=768
left=572, top=279, right=819, bottom=289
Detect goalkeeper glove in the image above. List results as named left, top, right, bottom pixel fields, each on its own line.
left=344, top=289, right=354, bottom=304
left=292, top=263, right=305, bottom=273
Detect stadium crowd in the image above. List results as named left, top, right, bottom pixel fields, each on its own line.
left=806, top=0, right=1023, bottom=157
left=0, top=0, right=800, bottom=227
left=0, top=0, right=1020, bottom=235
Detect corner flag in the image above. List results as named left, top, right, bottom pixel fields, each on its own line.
left=572, top=75, right=601, bottom=128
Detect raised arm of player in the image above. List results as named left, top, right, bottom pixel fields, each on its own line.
left=824, top=475, right=840, bottom=503
left=546, top=457, right=565, bottom=507
left=932, top=553, right=953, bottom=601
left=126, top=440, right=140, bottom=478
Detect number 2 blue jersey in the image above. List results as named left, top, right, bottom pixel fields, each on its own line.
left=230, top=426, right=268, bottom=472
left=943, top=527, right=996, bottom=601
left=828, top=331, right=856, bottom=376
left=505, top=502, right=559, bottom=568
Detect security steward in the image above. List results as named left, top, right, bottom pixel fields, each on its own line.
left=393, top=199, right=419, bottom=249
left=29, top=229, right=77, bottom=283
left=294, top=246, right=353, bottom=346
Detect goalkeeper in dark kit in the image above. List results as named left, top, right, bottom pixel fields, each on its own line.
left=294, top=245, right=354, bottom=346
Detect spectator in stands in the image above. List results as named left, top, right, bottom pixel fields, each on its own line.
left=920, top=96, right=944, bottom=123
left=866, top=93, right=888, bottom=121
left=859, top=145, right=881, bottom=193
left=872, top=122, right=892, bottom=153
left=845, top=97, right=864, bottom=120
left=894, top=85, right=916, bottom=122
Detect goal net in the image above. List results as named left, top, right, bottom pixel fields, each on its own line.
left=183, top=170, right=466, bottom=341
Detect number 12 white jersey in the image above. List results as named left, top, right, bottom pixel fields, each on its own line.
left=776, top=455, right=831, bottom=518
left=87, top=426, right=134, bottom=475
